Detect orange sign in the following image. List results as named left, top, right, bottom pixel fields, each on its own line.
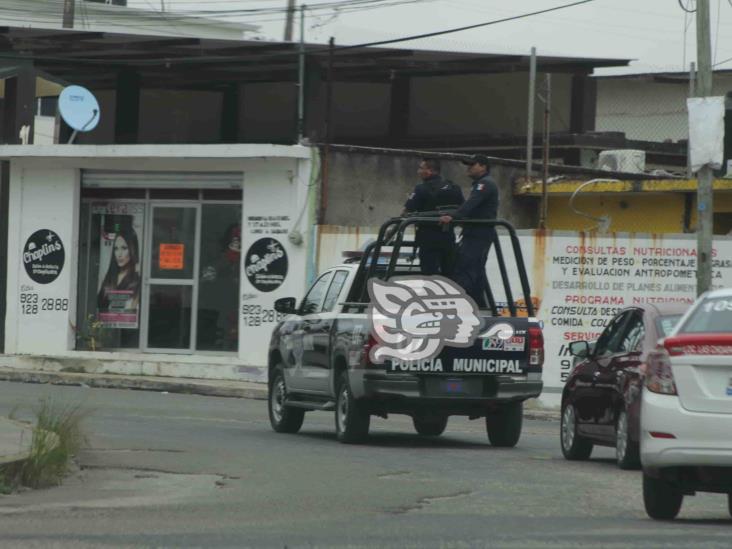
left=159, top=243, right=184, bottom=270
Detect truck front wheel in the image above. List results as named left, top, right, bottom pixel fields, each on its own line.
left=335, top=375, right=370, bottom=444
left=268, top=369, right=305, bottom=434
left=486, top=402, right=523, bottom=447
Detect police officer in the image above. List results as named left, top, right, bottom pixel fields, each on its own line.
left=403, top=158, right=464, bottom=275
left=438, top=154, right=498, bottom=307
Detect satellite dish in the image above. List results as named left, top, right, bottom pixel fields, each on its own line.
left=58, top=85, right=100, bottom=133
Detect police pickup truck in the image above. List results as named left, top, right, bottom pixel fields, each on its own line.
left=268, top=215, right=543, bottom=445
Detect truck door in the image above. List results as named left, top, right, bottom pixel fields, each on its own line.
left=287, top=272, right=333, bottom=393
left=575, top=310, right=632, bottom=436
left=307, top=270, right=350, bottom=393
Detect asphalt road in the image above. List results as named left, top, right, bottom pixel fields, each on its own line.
left=0, top=381, right=730, bottom=548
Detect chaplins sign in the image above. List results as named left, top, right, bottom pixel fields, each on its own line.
left=23, top=229, right=65, bottom=284
left=245, top=237, right=288, bottom=292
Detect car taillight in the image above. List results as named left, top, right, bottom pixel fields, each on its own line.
left=363, top=334, right=379, bottom=368
left=663, top=333, right=732, bottom=356
left=645, top=347, right=677, bottom=395
left=528, top=326, right=544, bottom=369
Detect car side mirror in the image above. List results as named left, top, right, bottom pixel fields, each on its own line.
left=274, top=297, right=298, bottom=315
left=569, top=340, right=590, bottom=359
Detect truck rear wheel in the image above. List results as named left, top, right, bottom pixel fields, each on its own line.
left=335, top=375, right=370, bottom=444
left=268, top=369, right=305, bottom=434
left=413, top=414, right=448, bottom=436
left=486, top=401, right=522, bottom=447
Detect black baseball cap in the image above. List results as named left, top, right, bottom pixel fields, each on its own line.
left=461, top=154, right=490, bottom=166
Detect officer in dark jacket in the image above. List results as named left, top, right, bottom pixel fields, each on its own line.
left=439, top=154, right=498, bottom=307
left=403, top=158, right=464, bottom=275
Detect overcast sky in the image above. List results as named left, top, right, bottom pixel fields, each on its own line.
left=128, top=0, right=732, bottom=75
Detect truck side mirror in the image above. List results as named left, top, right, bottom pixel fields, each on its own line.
left=274, top=297, right=298, bottom=315
left=569, top=340, right=590, bottom=359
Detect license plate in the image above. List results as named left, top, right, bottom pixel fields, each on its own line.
left=442, top=378, right=464, bottom=394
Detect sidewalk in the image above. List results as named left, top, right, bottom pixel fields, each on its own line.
left=0, top=417, right=34, bottom=466
left=0, top=367, right=560, bottom=421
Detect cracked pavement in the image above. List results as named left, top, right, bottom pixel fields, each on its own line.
left=0, top=381, right=731, bottom=548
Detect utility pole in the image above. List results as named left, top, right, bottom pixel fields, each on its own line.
left=284, top=0, right=296, bottom=41
left=62, top=0, right=75, bottom=28
left=296, top=4, right=306, bottom=142
left=696, top=0, right=713, bottom=295
left=526, top=47, right=537, bottom=178
left=540, top=74, right=551, bottom=229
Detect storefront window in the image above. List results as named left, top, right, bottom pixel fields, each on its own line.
left=77, top=191, right=241, bottom=353
left=197, top=204, right=242, bottom=351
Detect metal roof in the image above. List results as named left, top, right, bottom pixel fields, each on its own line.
left=0, top=26, right=630, bottom=91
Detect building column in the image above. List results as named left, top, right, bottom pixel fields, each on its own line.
left=2, top=66, right=36, bottom=144
left=388, top=75, right=410, bottom=144
left=115, top=69, right=141, bottom=144
left=303, top=59, right=325, bottom=142
left=221, top=84, right=240, bottom=143
left=0, top=161, right=8, bottom=352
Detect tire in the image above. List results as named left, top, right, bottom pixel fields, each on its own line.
left=413, top=414, right=448, bottom=436
left=486, top=401, right=523, bottom=447
left=268, top=369, right=305, bottom=434
left=643, top=472, right=683, bottom=520
left=335, top=374, right=370, bottom=444
left=560, top=402, right=593, bottom=460
left=615, top=409, right=640, bottom=470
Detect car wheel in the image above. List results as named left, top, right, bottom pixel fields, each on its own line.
left=335, top=374, right=370, bottom=444
left=643, top=472, right=683, bottom=520
left=560, top=402, right=593, bottom=460
left=413, top=414, right=448, bottom=436
left=615, top=409, right=640, bottom=470
left=268, top=369, right=305, bottom=434
left=486, top=401, right=522, bottom=447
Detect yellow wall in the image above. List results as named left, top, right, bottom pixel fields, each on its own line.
left=547, top=193, right=687, bottom=233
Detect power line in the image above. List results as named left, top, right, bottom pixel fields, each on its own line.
left=0, top=0, right=598, bottom=65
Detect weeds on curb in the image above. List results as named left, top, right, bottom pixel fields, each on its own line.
left=0, top=400, right=89, bottom=491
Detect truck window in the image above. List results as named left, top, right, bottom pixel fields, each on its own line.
left=300, top=273, right=333, bottom=315
left=322, top=270, right=349, bottom=313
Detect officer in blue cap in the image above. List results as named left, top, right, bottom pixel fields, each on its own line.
left=438, top=154, right=498, bottom=307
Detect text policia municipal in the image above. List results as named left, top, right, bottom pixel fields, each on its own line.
left=388, top=359, right=522, bottom=373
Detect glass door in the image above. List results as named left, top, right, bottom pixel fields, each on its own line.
left=143, top=205, right=200, bottom=352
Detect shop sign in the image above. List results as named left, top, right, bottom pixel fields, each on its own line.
left=159, top=244, right=185, bottom=270
left=22, top=229, right=65, bottom=284
left=94, top=202, right=144, bottom=329
left=245, top=237, right=288, bottom=292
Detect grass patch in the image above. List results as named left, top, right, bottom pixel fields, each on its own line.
left=0, top=400, right=89, bottom=491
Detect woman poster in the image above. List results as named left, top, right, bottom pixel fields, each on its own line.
left=94, top=204, right=144, bottom=329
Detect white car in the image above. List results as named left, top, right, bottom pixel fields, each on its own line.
left=640, top=289, right=732, bottom=520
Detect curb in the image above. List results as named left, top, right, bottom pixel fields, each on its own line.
left=0, top=368, right=560, bottom=420
left=0, top=369, right=268, bottom=401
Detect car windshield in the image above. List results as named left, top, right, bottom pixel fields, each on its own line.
left=656, top=314, right=682, bottom=337
left=679, top=297, right=732, bottom=333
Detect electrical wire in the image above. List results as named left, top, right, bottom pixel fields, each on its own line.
left=678, top=0, right=696, bottom=13
left=0, top=0, right=597, bottom=65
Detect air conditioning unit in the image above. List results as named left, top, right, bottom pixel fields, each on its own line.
left=597, top=150, right=646, bottom=174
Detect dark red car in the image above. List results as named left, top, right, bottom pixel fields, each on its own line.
left=560, top=303, right=688, bottom=469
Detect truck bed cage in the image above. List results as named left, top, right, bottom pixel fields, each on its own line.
left=348, top=213, right=535, bottom=318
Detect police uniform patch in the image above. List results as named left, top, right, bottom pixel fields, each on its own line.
left=476, top=184, right=485, bottom=191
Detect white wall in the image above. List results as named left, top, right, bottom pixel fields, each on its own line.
left=5, top=166, right=80, bottom=354
left=596, top=73, right=732, bottom=142
left=2, top=146, right=314, bottom=375
left=238, top=155, right=314, bottom=367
